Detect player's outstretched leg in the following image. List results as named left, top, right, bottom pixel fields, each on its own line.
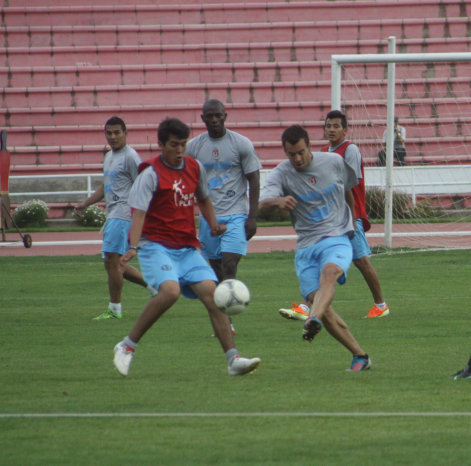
left=453, top=356, right=471, bottom=380
left=302, top=316, right=323, bottom=342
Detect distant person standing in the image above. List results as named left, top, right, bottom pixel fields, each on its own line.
left=186, top=99, right=261, bottom=334
left=377, top=116, right=406, bottom=166
left=75, top=116, right=156, bottom=320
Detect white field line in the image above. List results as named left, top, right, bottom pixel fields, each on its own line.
left=1, top=412, right=471, bottom=419
left=1, top=231, right=471, bottom=248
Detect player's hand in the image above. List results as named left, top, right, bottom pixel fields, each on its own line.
left=119, top=248, right=137, bottom=272
left=279, top=195, right=297, bottom=211
left=74, top=204, right=86, bottom=216
left=245, top=217, right=257, bottom=240
left=210, top=224, right=227, bottom=236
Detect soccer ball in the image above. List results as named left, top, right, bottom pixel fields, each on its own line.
left=214, top=279, right=250, bottom=316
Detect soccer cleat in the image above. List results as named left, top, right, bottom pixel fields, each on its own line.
left=279, top=302, right=309, bottom=321
left=228, top=356, right=261, bottom=376
left=93, top=308, right=122, bottom=320
left=113, top=341, right=135, bottom=376
left=365, top=304, right=390, bottom=318
left=302, top=316, right=323, bottom=342
left=348, top=354, right=371, bottom=372
left=453, top=361, right=471, bottom=380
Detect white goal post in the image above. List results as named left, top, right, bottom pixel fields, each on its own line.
left=331, top=39, right=471, bottom=247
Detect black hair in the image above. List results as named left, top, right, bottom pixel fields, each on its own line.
left=325, top=110, right=347, bottom=129
left=202, top=99, right=225, bottom=114
left=281, top=125, right=310, bottom=148
left=104, top=116, right=126, bottom=132
left=157, top=118, right=190, bottom=144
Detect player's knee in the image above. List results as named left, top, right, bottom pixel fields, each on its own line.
left=321, top=262, right=344, bottom=282
left=103, top=254, right=119, bottom=271
left=221, top=255, right=241, bottom=279
left=158, top=281, right=181, bottom=302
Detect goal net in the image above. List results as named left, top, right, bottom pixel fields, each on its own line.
left=331, top=45, right=471, bottom=250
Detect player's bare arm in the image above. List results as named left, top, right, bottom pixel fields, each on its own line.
left=74, top=184, right=105, bottom=215
left=120, top=208, right=146, bottom=270
left=259, top=195, right=297, bottom=212
left=345, top=189, right=357, bottom=231
left=245, top=170, right=260, bottom=240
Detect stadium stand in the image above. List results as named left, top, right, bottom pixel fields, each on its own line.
left=1, top=0, right=471, bottom=219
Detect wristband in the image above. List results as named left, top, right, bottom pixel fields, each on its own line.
left=129, top=245, right=139, bottom=251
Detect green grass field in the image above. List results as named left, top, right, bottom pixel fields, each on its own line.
left=2, top=250, right=471, bottom=465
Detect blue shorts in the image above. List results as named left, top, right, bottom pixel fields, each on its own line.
left=295, top=235, right=353, bottom=300
left=137, top=242, right=217, bottom=299
left=102, top=218, right=131, bottom=256
left=350, top=218, right=371, bottom=260
left=199, top=214, right=249, bottom=260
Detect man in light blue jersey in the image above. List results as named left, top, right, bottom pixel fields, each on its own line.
left=75, top=116, right=156, bottom=320
left=186, top=99, right=261, bottom=334
left=259, top=124, right=371, bottom=371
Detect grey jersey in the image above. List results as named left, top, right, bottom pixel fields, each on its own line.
left=186, top=129, right=261, bottom=216
left=103, top=144, right=141, bottom=220
left=128, top=158, right=209, bottom=213
left=328, top=141, right=362, bottom=182
left=260, top=152, right=357, bottom=249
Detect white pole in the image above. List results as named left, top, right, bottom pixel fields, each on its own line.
left=331, top=57, right=342, bottom=110
left=384, top=36, right=396, bottom=248
left=331, top=52, right=471, bottom=65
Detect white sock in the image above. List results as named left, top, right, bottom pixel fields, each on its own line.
left=225, top=348, right=239, bottom=365
left=123, top=336, right=137, bottom=350
left=147, top=284, right=158, bottom=296
left=109, top=302, right=122, bottom=316
left=375, top=302, right=386, bottom=310
left=299, top=304, right=310, bottom=313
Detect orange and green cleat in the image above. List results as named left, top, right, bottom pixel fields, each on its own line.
left=279, top=302, right=310, bottom=321
left=365, top=304, right=390, bottom=318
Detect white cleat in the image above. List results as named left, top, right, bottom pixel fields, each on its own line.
left=113, top=341, right=135, bottom=376
left=228, top=356, right=261, bottom=376
left=279, top=307, right=309, bottom=321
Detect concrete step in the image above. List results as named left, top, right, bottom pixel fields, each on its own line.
left=2, top=1, right=466, bottom=27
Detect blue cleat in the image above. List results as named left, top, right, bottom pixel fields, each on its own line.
left=348, top=354, right=371, bottom=372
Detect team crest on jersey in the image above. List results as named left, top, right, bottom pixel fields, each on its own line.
left=226, top=190, right=235, bottom=198
left=212, top=149, right=219, bottom=159
left=173, top=178, right=195, bottom=207
left=309, top=176, right=317, bottom=185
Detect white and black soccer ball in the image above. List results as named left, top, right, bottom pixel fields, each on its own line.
left=214, top=279, right=250, bottom=316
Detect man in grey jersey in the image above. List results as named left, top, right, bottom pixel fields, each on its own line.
left=280, top=110, right=389, bottom=320
left=75, top=116, right=156, bottom=320
left=259, top=124, right=371, bottom=371
left=186, top=99, right=261, bottom=334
